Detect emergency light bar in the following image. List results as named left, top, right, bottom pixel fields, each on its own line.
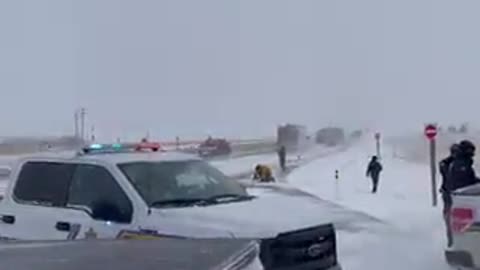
left=80, top=142, right=162, bottom=155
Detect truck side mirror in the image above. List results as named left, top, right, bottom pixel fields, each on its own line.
left=91, top=201, right=130, bottom=223
left=0, top=166, right=11, bottom=178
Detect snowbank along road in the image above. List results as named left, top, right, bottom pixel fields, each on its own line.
left=288, top=137, right=451, bottom=270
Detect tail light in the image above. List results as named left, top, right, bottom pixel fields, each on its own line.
left=451, top=207, right=474, bottom=233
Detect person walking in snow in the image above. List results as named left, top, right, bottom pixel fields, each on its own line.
left=447, top=140, right=480, bottom=192
left=440, top=143, right=460, bottom=206
left=439, top=143, right=460, bottom=247
left=366, top=156, right=383, bottom=193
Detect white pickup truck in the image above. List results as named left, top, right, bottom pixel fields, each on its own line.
left=0, top=143, right=341, bottom=270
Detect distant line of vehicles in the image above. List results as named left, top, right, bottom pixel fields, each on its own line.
left=194, top=123, right=353, bottom=161
left=276, top=124, right=350, bottom=150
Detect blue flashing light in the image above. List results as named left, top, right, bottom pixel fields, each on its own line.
left=89, top=144, right=103, bottom=150
left=112, top=143, right=122, bottom=149
left=82, top=143, right=120, bottom=154
left=81, top=141, right=162, bottom=155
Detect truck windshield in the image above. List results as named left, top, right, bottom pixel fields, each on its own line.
left=118, top=160, right=249, bottom=207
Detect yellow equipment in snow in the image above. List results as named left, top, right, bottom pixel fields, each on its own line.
left=253, top=164, right=275, bottom=183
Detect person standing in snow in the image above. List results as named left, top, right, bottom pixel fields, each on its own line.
left=446, top=140, right=480, bottom=192
left=277, top=145, right=287, bottom=172
left=439, top=143, right=460, bottom=247
left=366, top=156, right=383, bottom=193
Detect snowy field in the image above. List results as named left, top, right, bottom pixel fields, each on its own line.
left=288, top=139, right=450, bottom=270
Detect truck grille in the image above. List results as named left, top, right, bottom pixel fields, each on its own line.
left=259, top=224, right=338, bottom=270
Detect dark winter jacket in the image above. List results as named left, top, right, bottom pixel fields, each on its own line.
left=445, top=157, right=480, bottom=192
left=439, top=156, right=454, bottom=192
left=366, top=160, right=382, bottom=179
left=278, top=147, right=286, bottom=160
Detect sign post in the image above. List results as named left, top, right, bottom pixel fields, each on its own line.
left=425, top=124, right=438, bottom=207
left=334, top=170, right=340, bottom=199
left=375, top=132, right=381, bottom=159
left=175, top=136, right=180, bottom=150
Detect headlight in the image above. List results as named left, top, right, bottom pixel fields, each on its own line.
left=241, top=257, right=264, bottom=270
left=221, top=241, right=262, bottom=270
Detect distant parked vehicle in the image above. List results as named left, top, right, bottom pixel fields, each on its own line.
left=316, top=127, right=345, bottom=147
left=276, top=124, right=308, bottom=152
left=198, top=137, right=232, bottom=157
left=350, top=130, right=363, bottom=139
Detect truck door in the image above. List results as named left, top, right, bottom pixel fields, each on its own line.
left=0, top=161, right=91, bottom=240
left=66, top=164, right=135, bottom=239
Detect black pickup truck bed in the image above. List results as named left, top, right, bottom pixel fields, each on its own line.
left=0, top=238, right=258, bottom=270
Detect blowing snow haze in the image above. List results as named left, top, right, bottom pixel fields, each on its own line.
left=0, top=0, right=479, bottom=140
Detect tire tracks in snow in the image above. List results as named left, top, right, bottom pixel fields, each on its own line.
left=259, top=144, right=391, bottom=233
left=281, top=144, right=395, bottom=232
left=230, top=141, right=390, bottom=233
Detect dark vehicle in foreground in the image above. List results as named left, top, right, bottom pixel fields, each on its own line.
left=0, top=238, right=261, bottom=270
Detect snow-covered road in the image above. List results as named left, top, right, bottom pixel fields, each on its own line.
left=288, top=139, right=451, bottom=270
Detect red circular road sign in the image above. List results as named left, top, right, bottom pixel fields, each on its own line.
left=424, top=124, right=437, bottom=140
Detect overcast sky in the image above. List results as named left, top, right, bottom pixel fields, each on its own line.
left=1, top=0, right=479, bottom=141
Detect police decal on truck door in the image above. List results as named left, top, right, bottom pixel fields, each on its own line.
left=66, top=223, right=82, bottom=240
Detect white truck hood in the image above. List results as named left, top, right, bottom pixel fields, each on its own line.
left=142, top=184, right=352, bottom=239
